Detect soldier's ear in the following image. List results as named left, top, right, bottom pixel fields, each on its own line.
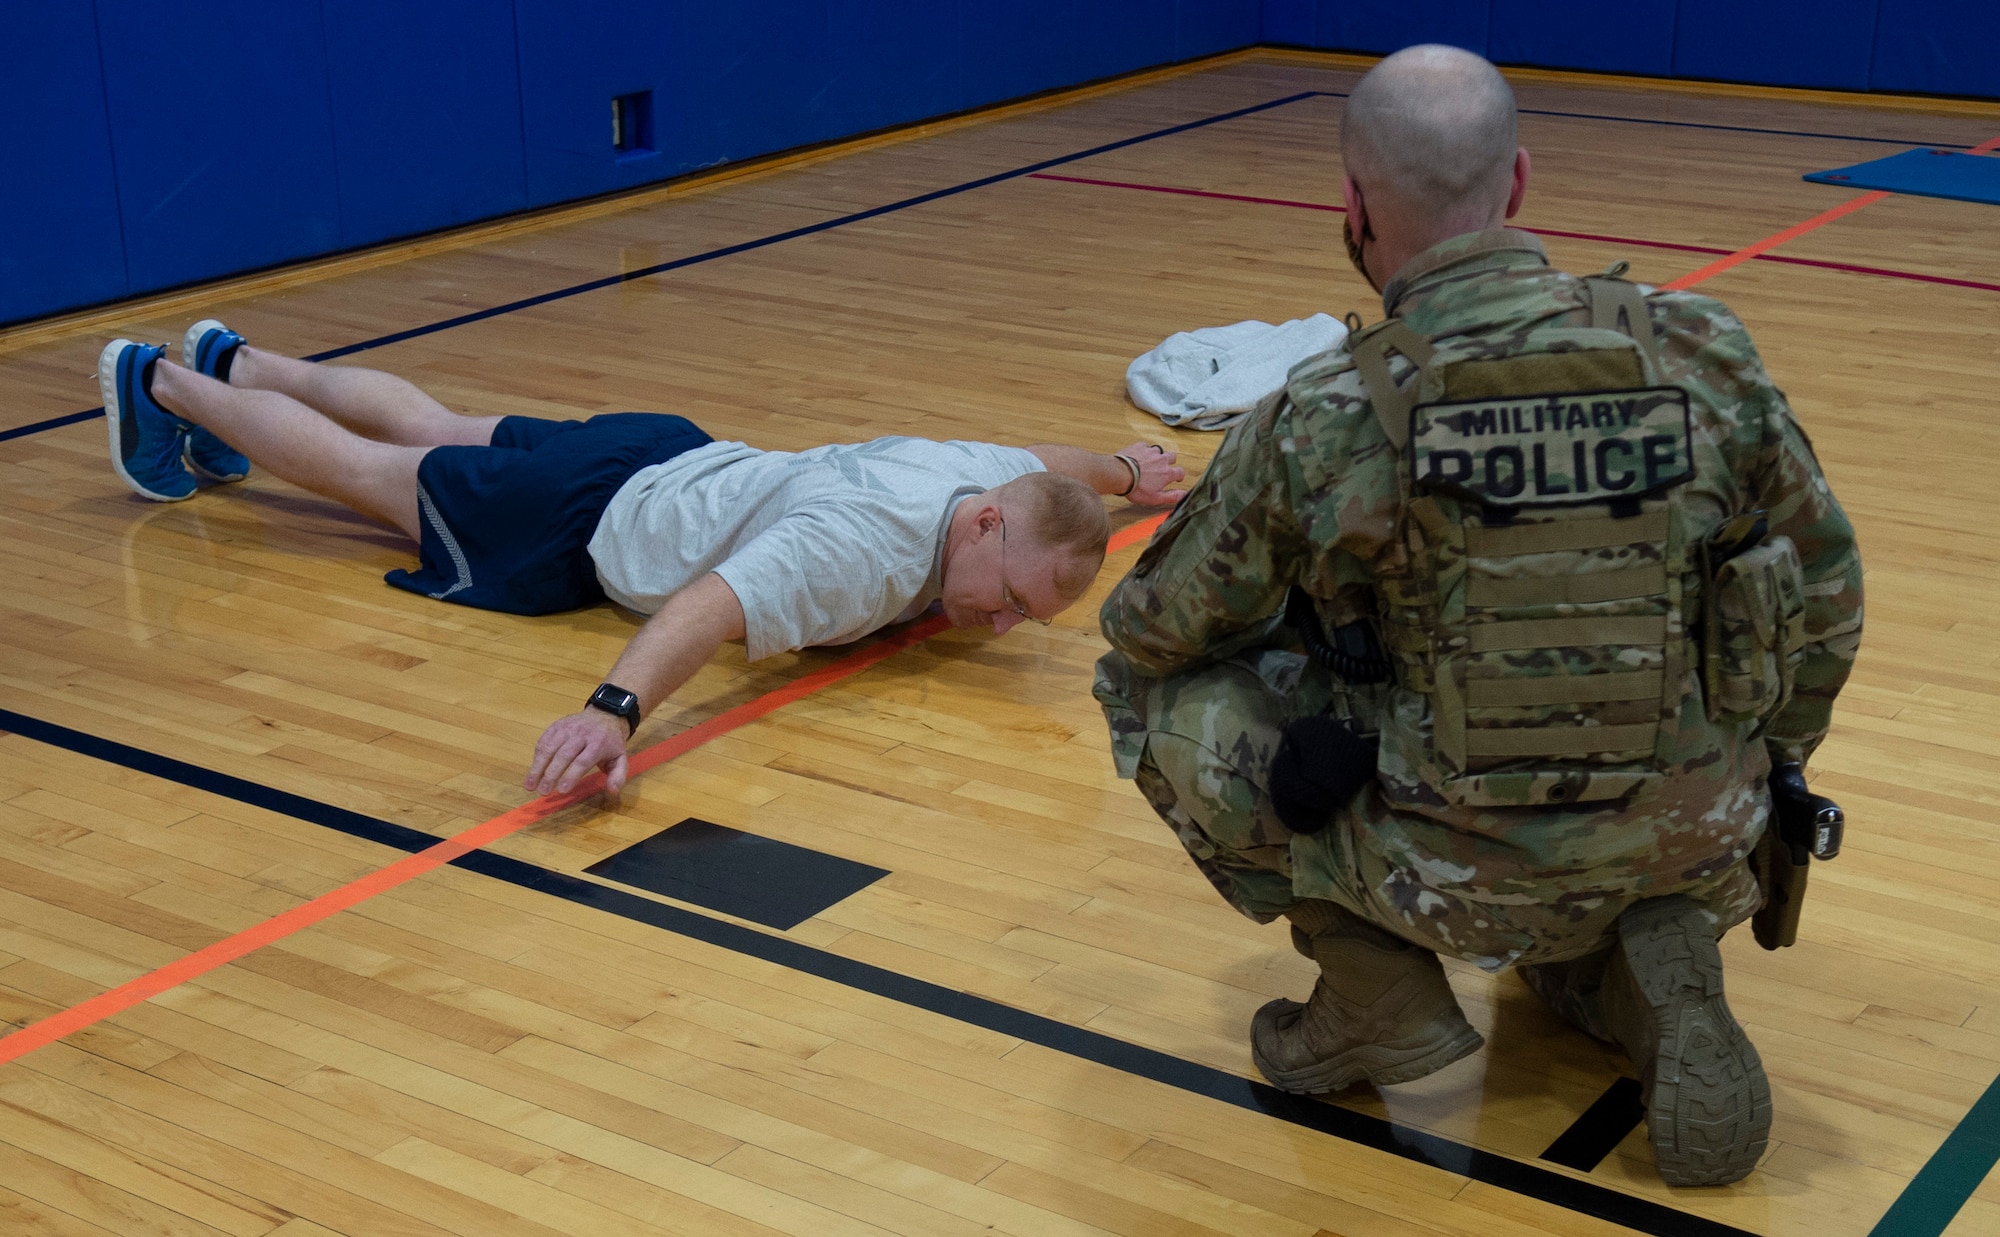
left=1505, top=148, right=1531, bottom=219
left=1342, top=175, right=1368, bottom=233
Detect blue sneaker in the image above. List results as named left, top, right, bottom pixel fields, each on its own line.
left=98, top=339, right=196, bottom=502
left=178, top=319, right=250, bottom=483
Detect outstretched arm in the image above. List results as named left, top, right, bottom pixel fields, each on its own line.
left=524, top=572, right=747, bottom=797
left=1027, top=441, right=1188, bottom=506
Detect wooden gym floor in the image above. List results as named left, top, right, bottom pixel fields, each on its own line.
left=2, top=48, right=1998, bottom=1237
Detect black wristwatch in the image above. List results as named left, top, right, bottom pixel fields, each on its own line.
left=586, top=683, right=641, bottom=736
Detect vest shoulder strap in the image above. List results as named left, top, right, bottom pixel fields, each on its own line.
left=1580, top=276, right=1666, bottom=377
left=1347, top=319, right=1435, bottom=450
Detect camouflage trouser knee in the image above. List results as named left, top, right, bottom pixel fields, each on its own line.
left=1094, top=643, right=1763, bottom=968
left=1094, top=643, right=1351, bottom=923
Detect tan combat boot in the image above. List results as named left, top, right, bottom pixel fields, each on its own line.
left=1600, top=896, right=1771, bottom=1186
left=1251, top=899, right=1485, bottom=1093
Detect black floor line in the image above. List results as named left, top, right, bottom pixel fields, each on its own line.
left=1543, top=1076, right=1649, bottom=1172
left=0, top=408, right=105, bottom=445
left=4, top=81, right=1976, bottom=450
left=0, top=705, right=1748, bottom=1237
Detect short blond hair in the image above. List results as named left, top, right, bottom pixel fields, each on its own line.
left=1000, top=471, right=1108, bottom=597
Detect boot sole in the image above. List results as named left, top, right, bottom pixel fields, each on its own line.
left=1251, top=999, right=1485, bottom=1093
left=1615, top=900, right=1772, bottom=1186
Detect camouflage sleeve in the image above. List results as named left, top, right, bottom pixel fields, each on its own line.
left=1099, top=398, right=1308, bottom=675
left=1756, top=394, right=1863, bottom=765
left=1649, top=291, right=1863, bottom=765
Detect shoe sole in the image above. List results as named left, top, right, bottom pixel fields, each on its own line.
left=1614, top=899, right=1772, bottom=1186
left=99, top=339, right=193, bottom=503
left=1251, top=998, right=1485, bottom=1093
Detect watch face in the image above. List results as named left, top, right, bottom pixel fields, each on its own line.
left=591, top=685, right=638, bottom=717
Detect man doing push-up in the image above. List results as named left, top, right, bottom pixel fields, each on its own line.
left=98, top=327, right=1184, bottom=798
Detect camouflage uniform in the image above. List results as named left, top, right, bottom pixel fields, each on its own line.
left=1097, top=229, right=1863, bottom=971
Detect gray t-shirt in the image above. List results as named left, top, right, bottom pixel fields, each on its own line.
left=588, top=437, right=1045, bottom=661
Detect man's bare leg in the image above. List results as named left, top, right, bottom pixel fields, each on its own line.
left=149, top=358, right=426, bottom=540
left=226, top=346, right=501, bottom=448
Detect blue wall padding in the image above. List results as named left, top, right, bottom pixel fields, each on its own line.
left=1180, top=0, right=1265, bottom=59
left=1315, top=2, right=1492, bottom=57
left=448, top=1, right=1271, bottom=213
left=1804, top=147, right=2000, bottom=204
left=1261, top=0, right=1316, bottom=45
left=514, top=1, right=683, bottom=207
left=1674, top=0, right=1881, bottom=91
left=16, top=0, right=2000, bottom=327
left=824, top=1, right=967, bottom=137
left=94, top=0, right=343, bottom=295
left=680, top=2, right=846, bottom=172
left=322, top=0, right=531, bottom=248
left=1488, top=2, right=1678, bottom=76
left=0, top=5, right=129, bottom=323
left=962, top=1, right=1084, bottom=107
left=1871, top=1, right=2000, bottom=98
left=1078, top=1, right=1179, bottom=85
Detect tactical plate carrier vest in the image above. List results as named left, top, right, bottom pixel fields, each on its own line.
left=1352, top=277, right=1736, bottom=811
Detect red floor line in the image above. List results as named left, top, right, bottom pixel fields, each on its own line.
left=1109, top=512, right=1166, bottom=553
left=1662, top=127, right=1997, bottom=288
left=1749, top=252, right=2000, bottom=293
left=0, top=515, right=1167, bottom=1067
left=1658, top=191, right=1891, bottom=290
left=1027, top=172, right=2000, bottom=295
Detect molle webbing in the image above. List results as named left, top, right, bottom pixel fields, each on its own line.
left=1466, top=670, right=1664, bottom=707
left=1362, top=279, right=1694, bottom=810
left=1465, top=510, right=1669, bottom=555
left=1466, top=615, right=1667, bottom=652
left=1456, top=500, right=1672, bottom=760
left=1465, top=564, right=1666, bottom=607
left=1465, top=723, right=1661, bottom=758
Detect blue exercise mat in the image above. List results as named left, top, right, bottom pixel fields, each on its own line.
left=1804, top=147, right=2000, bottom=206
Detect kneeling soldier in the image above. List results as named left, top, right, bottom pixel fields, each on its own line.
left=1095, top=45, right=1861, bottom=1186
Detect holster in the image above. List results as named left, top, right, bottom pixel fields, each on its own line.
left=1750, top=761, right=1844, bottom=950
left=1750, top=827, right=1810, bottom=950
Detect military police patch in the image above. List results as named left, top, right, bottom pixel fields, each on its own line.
left=1410, top=387, right=1694, bottom=507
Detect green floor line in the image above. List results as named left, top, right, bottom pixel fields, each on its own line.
left=1870, top=1070, right=2000, bottom=1237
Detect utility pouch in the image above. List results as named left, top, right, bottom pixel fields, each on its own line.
left=1702, top=532, right=1807, bottom=725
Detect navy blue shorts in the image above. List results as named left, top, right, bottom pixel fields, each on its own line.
left=386, top=412, right=712, bottom=615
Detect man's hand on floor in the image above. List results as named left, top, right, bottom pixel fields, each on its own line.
left=527, top=707, right=631, bottom=797
left=1117, top=441, right=1188, bottom=506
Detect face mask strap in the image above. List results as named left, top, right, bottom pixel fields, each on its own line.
left=1342, top=187, right=1382, bottom=294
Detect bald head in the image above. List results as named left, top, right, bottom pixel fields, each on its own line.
left=1342, top=45, right=1520, bottom=236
